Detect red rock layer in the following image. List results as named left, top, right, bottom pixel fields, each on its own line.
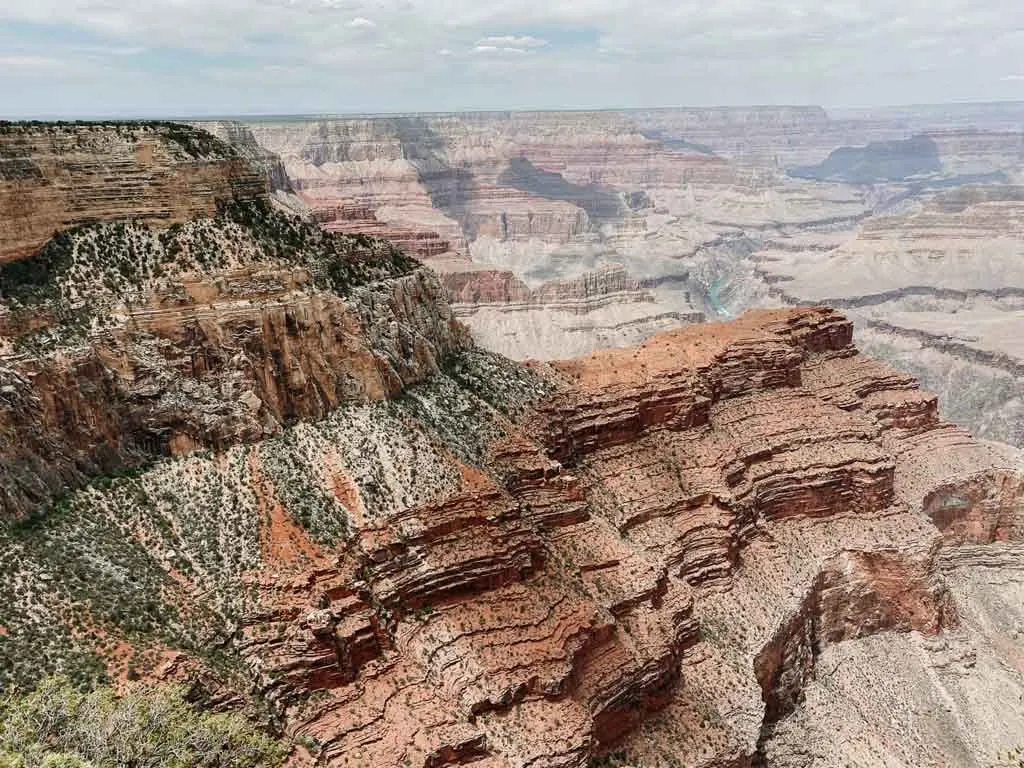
left=313, top=204, right=454, bottom=260
left=438, top=264, right=656, bottom=317
left=237, top=306, right=1023, bottom=767
left=0, top=267, right=467, bottom=519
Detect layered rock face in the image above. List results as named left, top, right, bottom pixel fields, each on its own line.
left=220, top=106, right=1024, bottom=439
left=436, top=263, right=703, bottom=360
left=758, top=183, right=1024, bottom=445
left=0, top=122, right=266, bottom=263
left=0, top=124, right=455, bottom=519
left=0, top=263, right=463, bottom=518
left=4, top=119, right=1024, bottom=768
left=223, top=112, right=874, bottom=361
left=224, top=105, right=1024, bottom=395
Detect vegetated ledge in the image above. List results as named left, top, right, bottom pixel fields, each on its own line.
left=0, top=119, right=241, bottom=158
left=0, top=197, right=467, bottom=522
left=0, top=198, right=419, bottom=312
left=0, top=120, right=268, bottom=263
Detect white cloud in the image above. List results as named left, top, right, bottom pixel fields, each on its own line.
left=471, top=34, right=546, bottom=56
left=0, top=0, right=1022, bottom=114
left=476, top=35, right=547, bottom=48
left=471, top=44, right=530, bottom=55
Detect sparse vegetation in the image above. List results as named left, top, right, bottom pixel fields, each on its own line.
left=0, top=198, right=418, bottom=350
left=442, top=348, right=554, bottom=419
left=0, top=121, right=237, bottom=160
left=0, top=677, right=287, bottom=768
left=0, top=367, right=516, bottom=688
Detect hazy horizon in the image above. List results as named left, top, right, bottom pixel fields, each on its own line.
left=2, top=0, right=1023, bottom=119
left=5, top=99, right=1024, bottom=123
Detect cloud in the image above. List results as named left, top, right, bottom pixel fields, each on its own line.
left=0, top=54, right=72, bottom=72
left=476, top=35, right=547, bottom=48
left=471, top=44, right=529, bottom=55
left=0, top=0, right=1022, bottom=115
left=471, top=34, right=547, bottom=56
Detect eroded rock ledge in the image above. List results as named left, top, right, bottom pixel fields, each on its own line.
left=227, top=306, right=1022, bottom=767
left=0, top=122, right=266, bottom=263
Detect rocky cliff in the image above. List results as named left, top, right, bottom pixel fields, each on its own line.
left=0, top=123, right=461, bottom=519
left=220, top=109, right=1024, bottom=455
left=0, top=122, right=266, bottom=264
left=759, top=183, right=1024, bottom=446
left=3, top=120, right=1023, bottom=768
left=221, top=113, right=871, bottom=363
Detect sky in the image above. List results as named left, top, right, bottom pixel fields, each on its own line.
left=1, top=0, right=1023, bottom=118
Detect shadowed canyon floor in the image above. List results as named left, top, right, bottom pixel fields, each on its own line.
left=1, top=120, right=1024, bottom=768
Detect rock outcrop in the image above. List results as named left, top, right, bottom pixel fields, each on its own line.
left=0, top=123, right=455, bottom=519
left=0, top=122, right=266, bottom=263
left=759, top=183, right=1024, bottom=446
left=0, top=264, right=464, bottom=519
left=225, top=107, right=1024, bottom=455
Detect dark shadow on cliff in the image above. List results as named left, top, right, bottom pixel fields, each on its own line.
left=390, top=117, right=476, bottom=224
left=788, top=135, right=942, bottom=183
left=640, top=129, right=717, bottom=156
left=497, top=155, right=626, bottom=224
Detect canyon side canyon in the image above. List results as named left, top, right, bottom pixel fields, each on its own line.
left=0, top=113, right=1023, bottom=768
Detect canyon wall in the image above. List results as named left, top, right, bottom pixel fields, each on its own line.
left=758, top=183, right=1024, bottom=446
left=219, top=106, right=1024, bottom=447
left=0, top=123, right=459, bottom=518
left=3, top=119, right=1024, bottom=768
left=220, top=112, right=870, bottom=361
left=0, top=122, right=266, bottom=264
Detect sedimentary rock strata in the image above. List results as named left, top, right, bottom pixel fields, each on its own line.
left=6, top=258, right=1024, bottom=767
left=222, top=113, right=874, bottom=361
left=3, top=121, right=1024, bottom=768
left=759, top=183, right=1024, bottom=445
left=0, top=122, right=265, bottom=263
left=222, top=107, right=1024, bottom=452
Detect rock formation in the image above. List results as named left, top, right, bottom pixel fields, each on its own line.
left=2, top=120, right=1023, bottom=768
left=210, top=113, right=871, bottom=362
left=0, top=122, right=266, bottom=263
left=214, top=106, right=1024, bottom=447
left=758, top=183, right=1024, bottom=445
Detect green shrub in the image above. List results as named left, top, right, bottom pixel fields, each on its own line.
left=0, top=678, right=287, bottom=768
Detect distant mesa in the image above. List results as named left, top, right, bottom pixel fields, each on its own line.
left=788, top=135, right=943, bottom=183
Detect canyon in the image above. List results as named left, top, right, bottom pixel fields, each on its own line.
left=206, top=103, right=1024, bottom=447
left=1, top=120, right=1023, bottom=768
